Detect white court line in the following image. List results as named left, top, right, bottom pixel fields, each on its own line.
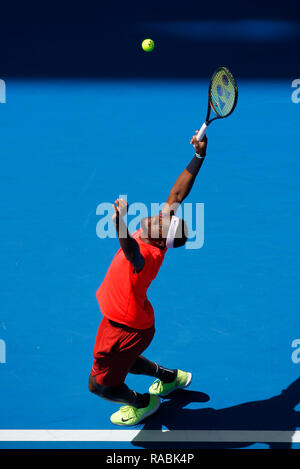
left=0, top=430, right=299, bottom=443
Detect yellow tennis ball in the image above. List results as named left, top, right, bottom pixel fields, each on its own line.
left=142, top=38, right=154, bottom=52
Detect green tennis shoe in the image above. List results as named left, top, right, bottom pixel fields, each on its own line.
left=110, top=395, right=160, bottom=426
left=149, top=369, right=192, bottom=397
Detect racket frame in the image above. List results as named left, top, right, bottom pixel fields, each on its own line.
left=196, top=67, right=238, bottom=141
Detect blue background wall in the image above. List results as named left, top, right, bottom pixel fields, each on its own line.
left=0, top=0, right=299, bottom=78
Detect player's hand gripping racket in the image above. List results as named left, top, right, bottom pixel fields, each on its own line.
left=197, top=66, right=238, bottom=141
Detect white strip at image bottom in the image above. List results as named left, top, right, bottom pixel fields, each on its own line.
left=0, top=429, right=299, bottom=443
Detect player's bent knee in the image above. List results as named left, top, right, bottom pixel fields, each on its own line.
left=88, top=375, right=112, bottom=398
left=88, top=374, right=98, bottom=394
left=88, top=375, right=127, bottom=402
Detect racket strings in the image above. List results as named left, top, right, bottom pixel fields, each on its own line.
left=209, top=68, right=237, bottom=118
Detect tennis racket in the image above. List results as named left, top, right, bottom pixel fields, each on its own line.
left=197, top=66, right=238, bottom=141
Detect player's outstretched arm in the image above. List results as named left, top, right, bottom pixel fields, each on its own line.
left=112, top=198, right=145, bottom=272
left=162, top=133, right=207, bottom=215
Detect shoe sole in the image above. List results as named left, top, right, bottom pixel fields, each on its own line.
left=111, top=397, right=161, bottom=426
left=153, top=372, right=193, bottom=397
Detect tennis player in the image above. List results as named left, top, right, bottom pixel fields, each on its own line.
left=89, top=132, right=207, bottom=426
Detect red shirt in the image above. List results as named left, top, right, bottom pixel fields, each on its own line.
left=96, top=229, right=166, bottom=329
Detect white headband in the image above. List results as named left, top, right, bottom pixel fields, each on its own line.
left=166, top=216, right=180, bottom=249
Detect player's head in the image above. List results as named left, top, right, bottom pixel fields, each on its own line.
left=141, top=213, right=188, bottom=249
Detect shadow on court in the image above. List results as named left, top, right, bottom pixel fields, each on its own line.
left=132, top=378, right=300, bottom=449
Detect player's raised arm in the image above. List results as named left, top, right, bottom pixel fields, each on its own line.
left=162, top=133, right=208, bottom=215
left=112, top=198, right=145, bottom=272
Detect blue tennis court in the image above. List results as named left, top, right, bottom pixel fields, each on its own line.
left=0, top=79, right=299, bottom=449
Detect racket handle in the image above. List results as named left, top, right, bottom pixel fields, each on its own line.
left=196, top=122, right=208, bottom=141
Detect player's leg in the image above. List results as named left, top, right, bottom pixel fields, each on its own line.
left=88, top=373, right=160, bottom=426
left=129, top=355, right=177, bottom=383
left=129, top=355, right=192, bottom=397
left=88, top=374, right=149, bottom=408
left=89, top=318, right=160, bottom=425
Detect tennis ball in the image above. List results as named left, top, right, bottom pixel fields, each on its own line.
left=142, top=38, right=154, bottom=52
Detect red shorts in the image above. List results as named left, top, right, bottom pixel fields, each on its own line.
left=90, top=316, right=155, bottom=386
